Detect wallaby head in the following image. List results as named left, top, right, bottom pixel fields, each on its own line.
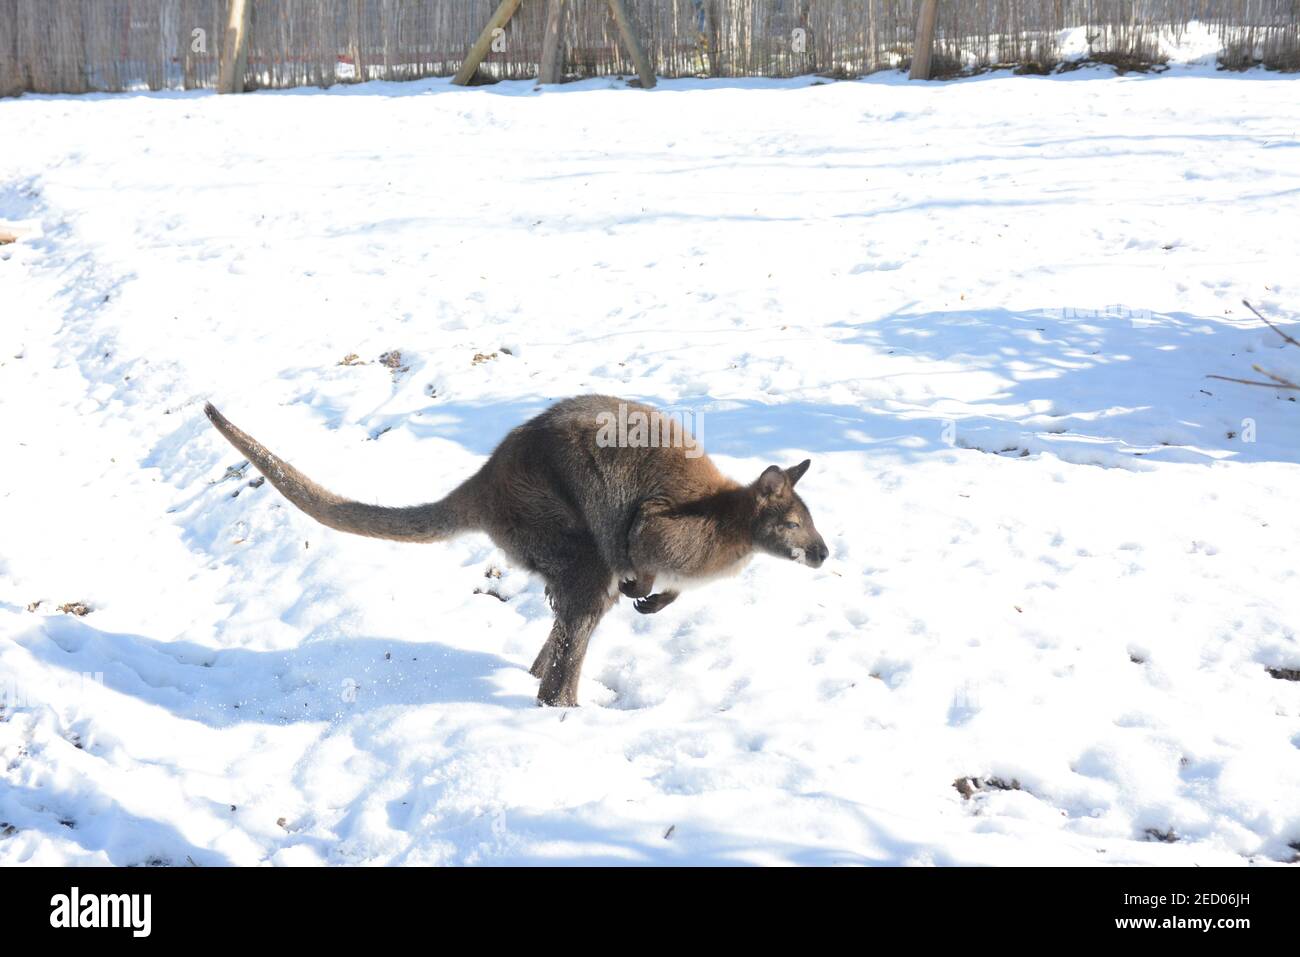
left=750, top=459, right=829, bottom=569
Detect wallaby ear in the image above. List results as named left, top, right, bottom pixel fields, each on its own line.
left=786, top=459, right=811, bottom=486
left=756, top=464, right=788, bottom=498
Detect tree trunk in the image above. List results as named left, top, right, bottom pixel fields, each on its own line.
left=217, top=0, right=251, bottom=93
left=452, top=0, right=525, bottom=86
left=910, top=0, right=938, bottom=80
left=539, top=0, right=566, bottom=84
left=607, top=0, right=656, bottom=88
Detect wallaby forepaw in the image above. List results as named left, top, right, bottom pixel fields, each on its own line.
left=620, top=577, right=652, bottom=599
left=633, top=592, right=675, bottom=615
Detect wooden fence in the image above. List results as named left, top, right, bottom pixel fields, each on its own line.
left=2, top=0, right=1298, bottom=97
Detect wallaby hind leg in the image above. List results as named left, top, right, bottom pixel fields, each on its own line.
left=529, top=621, right=562, bottom=679
left=536, top=564, right=616, bottom=707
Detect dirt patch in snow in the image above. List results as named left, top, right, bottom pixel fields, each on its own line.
left=954, top=776, right=1022, bottom=800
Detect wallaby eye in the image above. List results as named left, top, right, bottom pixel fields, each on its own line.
left=784, top=521, right=800, bottom=530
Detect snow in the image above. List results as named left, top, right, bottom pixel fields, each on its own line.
left=2, top=63, right=1299, bottom=867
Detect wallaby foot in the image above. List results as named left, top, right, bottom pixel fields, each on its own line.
left=537, top=685, right=579, bottom=708
left=536, top=618, right=595, bottom=706
left=619, top=573, right=655, bottom=599
left=537, top=645, right=583, bottom=706
left=633, top=590, right=679, bottom=615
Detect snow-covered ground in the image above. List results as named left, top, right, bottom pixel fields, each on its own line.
left=2, top=63, right=1299, bottom=866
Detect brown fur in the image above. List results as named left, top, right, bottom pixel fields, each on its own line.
left=204, top=396, right=828, bottom=706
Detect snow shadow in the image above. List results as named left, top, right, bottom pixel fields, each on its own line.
left=0, top=781, right=230, bottom=867
left=828, top=304, right=1300, bottom=468
left=16, top=613, right=532, bottom=730
left=377, top=790, right=942, bottom=866
left=236, top=304, right=1299, bottom=472
left=345, top=308, right=1298, bottom=469
left=373, top=394, right=926, bottom=460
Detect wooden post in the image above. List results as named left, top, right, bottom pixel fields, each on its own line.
left=607, top=0, right=655, bottom=88
left=910, top=0, right=938, bottom=80
left=217, top=0, right=252, bottom=94
left=349, top=0, right=366, bottom=83
left=797, top=0, right=815, bottom=74
left=867, top=0, right=878, bottom=71
left=538, top=0, right=566, bottom=84
left=452, top=0, right=525, bottom=86
left=699, top=0, right=720, bottom=77
left=180, top=10, right=198, bottom=90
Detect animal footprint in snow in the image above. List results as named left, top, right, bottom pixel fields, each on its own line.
left=947, top=681, right=982, bottom=726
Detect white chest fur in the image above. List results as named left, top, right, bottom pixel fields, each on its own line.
left=655, top=554, right=752, bottom=593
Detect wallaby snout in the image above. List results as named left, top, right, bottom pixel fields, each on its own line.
left=800, top=539, right=830, bottom=568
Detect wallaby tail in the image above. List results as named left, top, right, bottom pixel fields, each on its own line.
left=204, top=403, right=476, bottom=543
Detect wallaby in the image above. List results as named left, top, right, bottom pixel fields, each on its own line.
left=204, top=395, right=829, bottom=707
